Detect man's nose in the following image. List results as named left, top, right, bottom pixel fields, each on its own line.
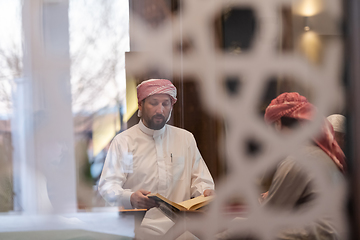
left=155, top=104, right=164, bottom=114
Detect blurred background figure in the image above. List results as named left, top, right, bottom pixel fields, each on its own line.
left=261, top=92, right=346, bottom=239
left=218, top=93, right=347, bottom=240
left=327, top=114, right=346, bottom=151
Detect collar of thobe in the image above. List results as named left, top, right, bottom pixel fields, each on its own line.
left=139, top=119, right=166, bottom=138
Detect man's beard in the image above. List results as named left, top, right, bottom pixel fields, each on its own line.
left=146, top=114, right=166, bottom=130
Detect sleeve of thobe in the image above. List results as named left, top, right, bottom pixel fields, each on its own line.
left=98, top=137, right=134, bottom=209
left=189, top=134, right=215, bottom=198
left=264, top=158, right=309, bottom=209
left=266, top=156, right=340, bottom=239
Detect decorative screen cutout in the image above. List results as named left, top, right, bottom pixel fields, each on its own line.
left=126, top=0, right=347, bottom=239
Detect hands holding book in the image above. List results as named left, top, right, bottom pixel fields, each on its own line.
left=203, top=189, right=215, bottom=197
left=130, top=189, right=159, bottom=209
left=130, top=189, right=215, bottom=210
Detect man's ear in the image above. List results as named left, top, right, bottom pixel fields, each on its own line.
left=138, top=101, right=143, bottom=112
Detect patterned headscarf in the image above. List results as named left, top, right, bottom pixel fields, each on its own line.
left=137, top=79, right=177, bottom=105
left=264, top=92, right=346, bottom=173
left=136, top=79, right=177, bottom=117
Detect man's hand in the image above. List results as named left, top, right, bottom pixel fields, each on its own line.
left=203, top=189, right=215, bottom=197
left=259, top=191, right=269, bottom=204
left=130, top=189, right=158, bottom=209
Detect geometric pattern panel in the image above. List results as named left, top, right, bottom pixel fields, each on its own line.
left=126, top=0, right=347, bottom=239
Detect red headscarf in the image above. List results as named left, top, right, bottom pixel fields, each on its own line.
left=137, top=79, right=177, bottom=105
left=264, top=92, right=346, bottom=173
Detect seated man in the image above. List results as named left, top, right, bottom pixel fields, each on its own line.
left=217, top=92, right=347, bottom=240
left=262, top=92, right=346, bottom=239
left=98, top=79, right=215, bottom=238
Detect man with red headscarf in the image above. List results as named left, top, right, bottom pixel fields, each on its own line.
left=98, top=79, right=214, bottom=238
left=261, top=92, right=346, bottom=239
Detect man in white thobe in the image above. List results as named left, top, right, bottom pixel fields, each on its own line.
left=98, top=79, right=215, bottom=238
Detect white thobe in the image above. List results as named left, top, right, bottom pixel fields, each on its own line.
left=98, top=120, right=214, bottom=235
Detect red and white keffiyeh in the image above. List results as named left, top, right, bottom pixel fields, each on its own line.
left=264, top=92, right=346, bottom=173
left=137, top=79, right=177, bottom=105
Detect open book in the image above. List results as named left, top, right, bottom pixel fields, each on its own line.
left=147, top=193, right=214, bottom=221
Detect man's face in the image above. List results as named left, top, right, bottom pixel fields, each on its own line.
left=139, top=94, right=172, bottom=130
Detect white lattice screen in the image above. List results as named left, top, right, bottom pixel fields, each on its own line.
left=127, top=0, right=347, bottom=239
